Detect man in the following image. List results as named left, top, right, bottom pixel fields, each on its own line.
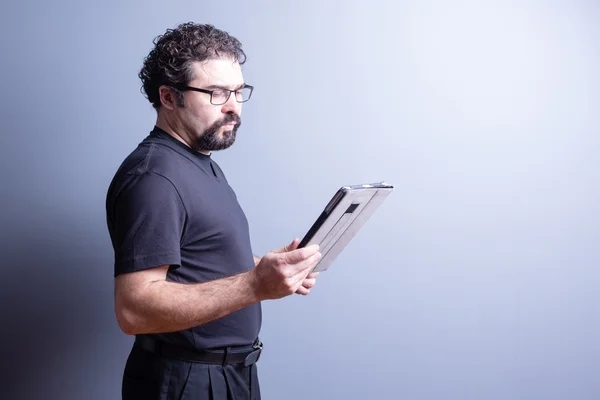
left=105, top=22, right=321, bottom=400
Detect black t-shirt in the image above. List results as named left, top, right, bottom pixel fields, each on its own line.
left=105, top=126, right=261, bottom=350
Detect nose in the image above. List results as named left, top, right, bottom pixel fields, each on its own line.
left=221, top=92, right=242, bottom=115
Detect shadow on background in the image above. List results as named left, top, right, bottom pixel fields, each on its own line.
left=0, top=215, right=130, bottom=400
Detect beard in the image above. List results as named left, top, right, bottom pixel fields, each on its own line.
left=195, top=113, right=241, bottom=152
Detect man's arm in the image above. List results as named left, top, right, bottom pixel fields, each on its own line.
left=253, top=255, right=261, bottom=267
left=115, top=266, right=259, bottom=335
left=115, top=240, right=320, bottom=335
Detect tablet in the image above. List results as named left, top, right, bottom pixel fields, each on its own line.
left=298, top=182, right=394, bottom=272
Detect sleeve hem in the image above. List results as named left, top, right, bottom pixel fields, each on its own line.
left=114, top=253, right=181, bottom=277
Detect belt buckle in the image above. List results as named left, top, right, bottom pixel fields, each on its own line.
left=244, top=341, right=263, bottom=367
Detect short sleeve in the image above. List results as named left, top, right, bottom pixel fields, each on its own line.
left=109, top=171, right=186, bottom=276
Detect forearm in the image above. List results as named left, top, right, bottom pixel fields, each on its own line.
left=253, top=255, right=261, bottom=267
left=119, top=271, right=260, bottom=335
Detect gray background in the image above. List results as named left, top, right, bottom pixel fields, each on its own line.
left=1, top=0, right=598, bottom=399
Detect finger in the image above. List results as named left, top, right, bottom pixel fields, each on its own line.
left=305, top=272, right=320, bottom=280
left=282, top=245, right=320, bottom=265
left=295, top=285, right=310, bottom=295
left=284, top=252, right=321, bottom=291
left=272, top=238, right=300, bottom=254
left=295, top=253, right=322, bottom=283
left=304, top=252, right=322, bottom=275
left=287, top=238, right=300, bottom=251
left=287, top=263, right=317, bottom=293
left=302, top=278, right=317, bottom=289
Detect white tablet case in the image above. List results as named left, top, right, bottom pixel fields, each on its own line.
left=299, top=182, right=394, bottom=272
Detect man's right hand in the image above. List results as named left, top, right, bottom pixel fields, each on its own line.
left=251, top=239, right=321, bottom=300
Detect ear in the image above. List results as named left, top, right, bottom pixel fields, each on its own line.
left=158, top=85, right=178, bottom=110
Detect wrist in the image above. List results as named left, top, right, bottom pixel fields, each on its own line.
left=243, top=269, right=264, bottom=302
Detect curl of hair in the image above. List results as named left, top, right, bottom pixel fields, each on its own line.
left=138, top=22, right=246, bottom=109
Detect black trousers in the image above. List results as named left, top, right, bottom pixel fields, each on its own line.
left=122, top=342, right=261, bottom=400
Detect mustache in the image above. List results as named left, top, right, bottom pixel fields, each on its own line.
left=218, top=113, right=241, bottom=128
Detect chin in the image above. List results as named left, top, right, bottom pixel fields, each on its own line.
left=211, top=134, right=236, bottom=151
left=195, top=125, right=238, bottom=152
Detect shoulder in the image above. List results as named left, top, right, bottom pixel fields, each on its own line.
left=106, top=141, right=187, bottom=210
left=110, top=138, right=191, bottom=185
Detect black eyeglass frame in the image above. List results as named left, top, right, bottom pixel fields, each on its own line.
left=172, top=84, right=254, bottom=105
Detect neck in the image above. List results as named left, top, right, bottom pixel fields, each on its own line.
left=155, top=111, right=211, bottom=156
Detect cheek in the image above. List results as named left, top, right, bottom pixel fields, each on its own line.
left=205, top=110, right=224, bottom=127
left=194, top=104, right=221, bottom=125
left=182, top=106, right=208, bottom=128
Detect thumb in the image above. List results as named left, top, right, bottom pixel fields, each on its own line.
left=273, top=238, right=300, bottom=254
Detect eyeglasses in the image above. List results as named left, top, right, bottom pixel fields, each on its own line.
left=173, top=84, right=254, bottom=105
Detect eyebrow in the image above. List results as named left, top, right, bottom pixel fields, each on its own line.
left=205, top=83, right=246, bottom=90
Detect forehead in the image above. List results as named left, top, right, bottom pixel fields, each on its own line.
left=189, top=59, right=244, bottom=87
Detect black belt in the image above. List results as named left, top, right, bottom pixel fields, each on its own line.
left=135, top=335, right=263, bottom=367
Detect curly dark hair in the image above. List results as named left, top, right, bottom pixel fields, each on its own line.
left=138, top=22, right=246, bottom=109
